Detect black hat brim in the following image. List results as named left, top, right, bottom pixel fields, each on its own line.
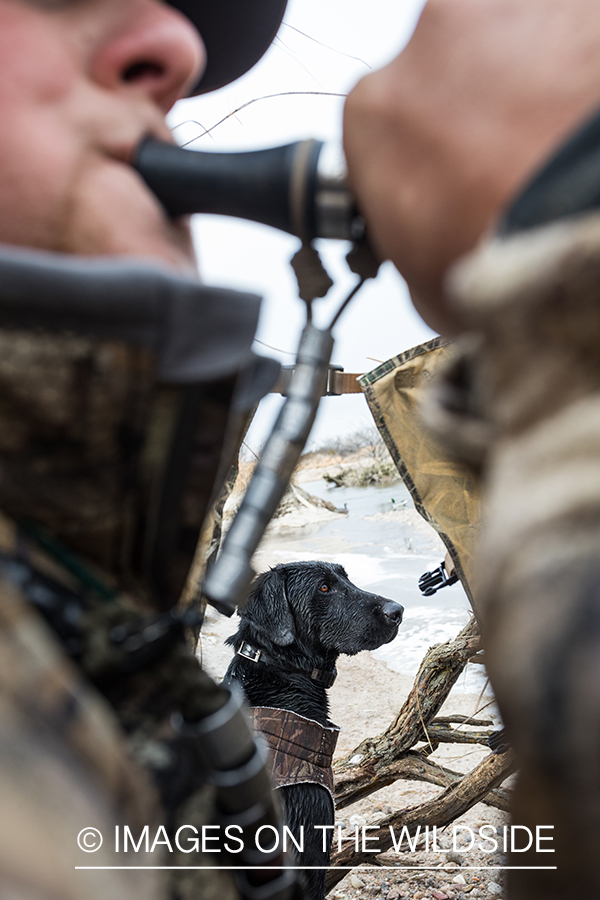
left=170, top=0, right=288, bottom=95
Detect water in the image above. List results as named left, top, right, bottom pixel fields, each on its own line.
left=262, top=478, right=491, bottom=697
left=304, top=479, right=414, bottom=518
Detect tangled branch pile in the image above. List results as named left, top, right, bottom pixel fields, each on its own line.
left=327, top=619, right=515, bottom=891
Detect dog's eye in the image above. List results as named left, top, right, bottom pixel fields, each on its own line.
left=319, top=584, right=329, bottom=593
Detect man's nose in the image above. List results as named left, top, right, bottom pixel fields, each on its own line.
left=91, top=2, right=206, bottom=112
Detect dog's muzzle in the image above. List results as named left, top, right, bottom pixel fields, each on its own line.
left=381, top=599, right=404, bottom=625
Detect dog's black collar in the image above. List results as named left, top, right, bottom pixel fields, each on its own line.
left=237, top=640, right=337, bottom=688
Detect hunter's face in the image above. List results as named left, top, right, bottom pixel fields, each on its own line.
left=0, top=0, right=205, bottom=267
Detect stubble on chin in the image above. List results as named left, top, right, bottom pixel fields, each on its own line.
left=53, top=150, right=199, bottom=273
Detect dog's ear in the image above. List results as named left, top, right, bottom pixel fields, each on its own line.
left=242, top=568, right=296, bottom=646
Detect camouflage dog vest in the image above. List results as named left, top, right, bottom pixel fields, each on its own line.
left=252, top=707, right=340, bottom=802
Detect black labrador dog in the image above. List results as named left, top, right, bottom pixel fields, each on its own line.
left=224, top=561, right=403, bottom=900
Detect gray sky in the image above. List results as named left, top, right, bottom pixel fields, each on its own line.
left=168, top=0, right=433, bottom=452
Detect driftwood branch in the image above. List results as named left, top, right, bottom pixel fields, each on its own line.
left=326, top=749, right=515, bottom=892
left=359, top=750, right=513, bottom=812
left=432, top=716, right=493, bottom=726
left=334, top=618, right=482, bottom=809
left=426, top=721, right=495, bottom=746
left=324, top=617, right=516, bottom=894
left=384, top=618, right=482, bottom=748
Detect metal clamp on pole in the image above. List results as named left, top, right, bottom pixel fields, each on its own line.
left=273, top=365, right=363, bottom=398
left=203, top=323, right=334, bottom=615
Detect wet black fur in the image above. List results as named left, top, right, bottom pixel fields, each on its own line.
left=224, top=561, right=403, bottom=900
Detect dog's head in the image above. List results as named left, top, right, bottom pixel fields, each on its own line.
left=236, top=561, right=403, bottom=657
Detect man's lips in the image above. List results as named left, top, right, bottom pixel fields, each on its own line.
left=103, top=136, right=185, bottom=221
left=105, top=120, right=175, bottom=165
left=107, top=137, right=149, bottom=167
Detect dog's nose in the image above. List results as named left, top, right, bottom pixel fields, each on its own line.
left=382, top=600, right=403, bottom=623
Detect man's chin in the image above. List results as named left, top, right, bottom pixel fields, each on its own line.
left=58, top=214, right=198, bottom=272
left=53, top=159, right=199, bottom=270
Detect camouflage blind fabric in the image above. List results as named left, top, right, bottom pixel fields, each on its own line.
left=0, top=530, right=162, bottom=900
left=359, top=338, right=482, bottom=606
left=0, top=330, right=236, bottom=607
left=0, top=505, right=241, bottom=900
left=252, top=707, right=340, bottom=802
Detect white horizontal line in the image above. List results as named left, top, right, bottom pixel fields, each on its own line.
left=75, top=866, right=557, bottom=871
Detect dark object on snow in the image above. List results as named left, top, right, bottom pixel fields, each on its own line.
left=419, top=560, right=459, bottom=596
